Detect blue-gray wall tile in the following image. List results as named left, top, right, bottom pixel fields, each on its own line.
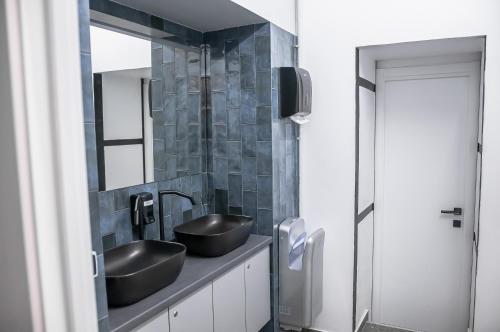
left=188, top=156, right=201, bottom=174
left=78, top=0, right=91, bottom=54
left=255, top=36, right=271, bottom=71
left=228, top=174, right=242, bottom=206
left=84, top=123, right=98, bottom=191
left=226, top=71, right=240, bottom=108
left=176, top=139, right=188, bottom=171
left=88, top=191, right=103, bottom=254
left=254, top=23, right=270, bottom=37
left=242, top=190, right=257, bottom=220
left=163, top=45, right=174, bottom=63
left=227, top=109, right=241, bottom=141
left=175, top=78, right=187, bottom=109
left=98, top=316, right=109, bottom=332
left=213, top=125, right=227, bottom=156
left=256, top=71, right=271, bottom=106
left=151, top=80, right=163, bottom=109
left=242, top=125, right=256, bottom=157
left=166, top=154, right=177, bottom=179
left=164, top=125, right=176, bottom=154
left=240, top=55, right=256, bottom=89
left=80, top=53, right=94, bottom=123
left=162, top=62, right=175, bottom=93
left=214, top=158, right=228, bottom=189
left=239, top=25, right=255, bottom=56
left=176, top=110, right=188, bottom=140
left=257, top=176, right=273, bottom=209
left=257, top=106, right=272, bottom=141
left=187, top=94, right=201, bottom=123
left=212, top=92, right=227, bottom=124
left=215, top=189, right=228, bottom=214
left=175, top=48, right=187, bottom=77
left=242, top=157, right=257, bottom=191
left=152, top=48, right=162, bottom=80
left=188, top=125, right=201, bottom=155
left=164, top=94, right=176, bottom=123
left=227, top=141, right=242, bottom=173
left=187, top=51, right=200, bottom=92
left=257, top=209, right=273, bottom=236
left=229, top=206, right=243, bottom=215
left=225, top=40, right=240, bottom=72
left=240, top=90, right=256, bottom=124
left=95, top=254, right=108, bottom=319
left=257, top=141, right=272, bottom=175
left=210, top=57, right=225, bottom=92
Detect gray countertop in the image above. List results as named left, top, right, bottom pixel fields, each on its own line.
left=108, top=234, right=272, bottom=332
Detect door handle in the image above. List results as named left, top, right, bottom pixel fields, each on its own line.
left=441, top=207, right=462, bottom=216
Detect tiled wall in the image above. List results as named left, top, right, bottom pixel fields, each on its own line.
left=78, top=0, right=109, bottom=330
left=204, top=23, right=299, bottom=331
left=80, top=1, right=298, bottom=331
left=270, top=24, right=300, bottom=332
left=204, top=24, right=274, bottom=234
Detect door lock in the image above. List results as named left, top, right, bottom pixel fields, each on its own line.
left=440, top=207, right=462, bottom=216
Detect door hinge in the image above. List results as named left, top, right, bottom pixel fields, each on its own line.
left=477, top=143, right=483, bottom=153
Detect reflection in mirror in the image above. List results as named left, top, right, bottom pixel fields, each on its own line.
left=90, top=26, right=153, bottom=191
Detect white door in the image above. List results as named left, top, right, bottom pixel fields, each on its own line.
left=373, top=62, right=480, bottom=332
left=213, top=265, right=246, bottom=332
left=169, top=284, right=214, bottom=332
left=245, top=248, right=271, bottom=332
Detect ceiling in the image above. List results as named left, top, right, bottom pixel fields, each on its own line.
left=113, top=0, right=267, bottom=32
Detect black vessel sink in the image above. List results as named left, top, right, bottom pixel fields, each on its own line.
left=104, top=240, right=186, bottom=307
left=174, top=214, right=254, bottom=257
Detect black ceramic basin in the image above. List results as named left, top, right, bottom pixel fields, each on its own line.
left=104, top=240, right=186, bottom=307
left=174, top=214, right=254, bottom=257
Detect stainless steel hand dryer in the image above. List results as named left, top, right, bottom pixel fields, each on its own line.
left=279, top=217, right=325, bottom=331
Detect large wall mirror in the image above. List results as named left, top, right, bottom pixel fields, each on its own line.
left=90, top=19, right=203, bottom=192
left=91, top=25, right=153, bottom=191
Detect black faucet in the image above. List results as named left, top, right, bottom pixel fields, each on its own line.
left=158, top=190, right=198, bottom=241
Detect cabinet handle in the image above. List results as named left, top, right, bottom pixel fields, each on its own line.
left=173, top=310, right=178, bottom=318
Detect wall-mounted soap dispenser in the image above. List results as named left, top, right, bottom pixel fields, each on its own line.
left=130, top=192, right=155, bottom=240
left=280, top=67, right=312, bottom=124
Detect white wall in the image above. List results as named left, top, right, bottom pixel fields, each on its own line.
left=298, top=1, right=500, bottom=331
left=90, top=25, right=151, bottom=73
left=231, top=0, right=295, bottom=34
left=0, top=3, right=36, bottom=330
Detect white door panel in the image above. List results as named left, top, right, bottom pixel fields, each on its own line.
left=213, top=265, right=246, bottom=332
left=245, top=248, right=271, bottom=332
left=169, top=284, right=213, bottom=332
left=373, top=63, right=480, bottom=332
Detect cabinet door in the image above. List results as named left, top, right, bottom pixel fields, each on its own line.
left=169, top=283, right=213, bottom=332
left=245, top=247, right=271, bottom=332
left=134, top=309, right=170, bottom=332
left=213, top=265, right=246, bottom=332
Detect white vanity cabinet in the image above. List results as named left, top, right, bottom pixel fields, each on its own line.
left=244, top=247, right=271, bottom=332
left=133, top=247, right=270, bottom=332
left=212, top=246, right=271, bottom=332
left=169, top=283, right=214, bottom=332
left=213, top=264, right=246, bottom=332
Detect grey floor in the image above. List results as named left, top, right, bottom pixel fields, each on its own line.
left=361, top=323, right=418, bottom=332
left=280, top=322, right=417, bottom=332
